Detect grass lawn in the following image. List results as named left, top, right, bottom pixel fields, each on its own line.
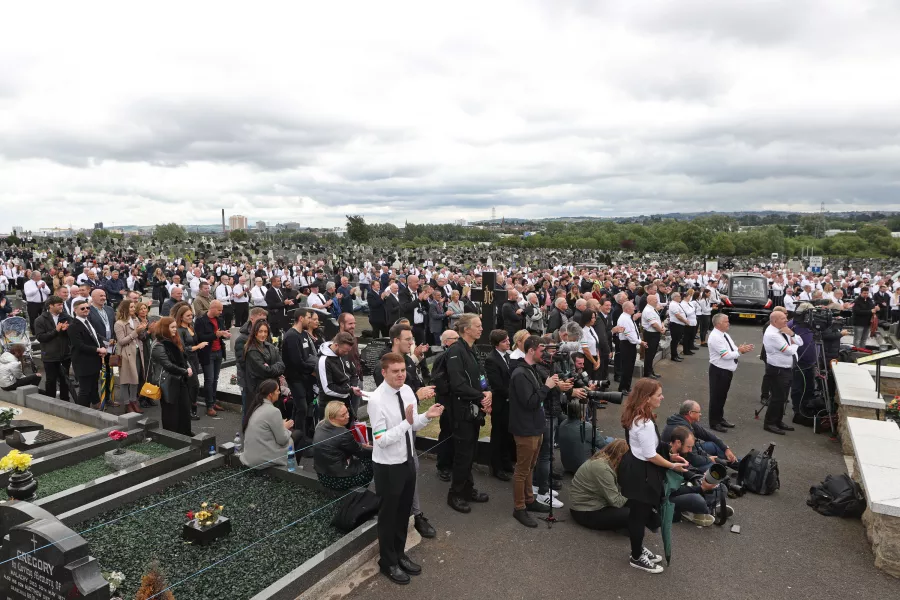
left=81, top=468, right=342, bottom=600
left=21, top=440, right=174, bottom=499
left=416, top=398, right=492, bottom=439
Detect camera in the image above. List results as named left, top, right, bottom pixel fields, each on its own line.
left=795, top=305, right=842, bottom=334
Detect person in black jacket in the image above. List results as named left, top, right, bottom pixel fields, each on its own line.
left=434, top=328, right=460, bottom=481
left=68, top=298, right=106, bottom=407
left=265, top=276, right=295, bottom=336
left=501, top=290, right=524, bottom=340
left=383, top=282, right=402, bottom=327
left=484, top=329, right=515, bottom=482
left=33, top=295, right=71, bottom=401
left=282, top=308, right=318, bottom=448
left=445, top=314, right=492, bottom=514
left=195, top=301, right=230, bottom=417
left=851, top=287, right=878, bottom=347
left=313, top=400, right=373, bottom=490
left=367, top=280, right=388, bottom=338
left=399, top=275, right=429, bottom=344
left=150, top=317, right=193, bottom=436
left=243, top=319, right=285, bottom=410
left=508, top=335, right=558, bottom=527
left=317, top=332, right=363, bottom=422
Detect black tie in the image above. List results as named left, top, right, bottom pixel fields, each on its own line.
left=397, top=391, right=414, bottom=463
left=724, top=334, right=738, bottom=364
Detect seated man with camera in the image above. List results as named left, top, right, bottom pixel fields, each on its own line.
left=668, top=426, right=734, bottom=527
left=662, top=400, right=737, bottom=470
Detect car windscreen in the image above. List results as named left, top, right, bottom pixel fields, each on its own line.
left=730, top=277, right=768, bottom=298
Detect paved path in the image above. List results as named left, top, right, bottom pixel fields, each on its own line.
left=343, top=320, right=900, bottom=600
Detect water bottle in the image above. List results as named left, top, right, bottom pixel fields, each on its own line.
left=209, top=445, right=216, bottom=457
left=233, top=433, right=242, bottom=455
left=287, top=444, right=297, bottom=472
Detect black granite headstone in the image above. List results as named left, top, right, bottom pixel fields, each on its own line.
left=0, top=504, right=109, bottom=600
left=360, top=338, right=389, bottom=376
left=469, top=271, right=506, bottom=342
left=472, top=344, right=493, bottom=369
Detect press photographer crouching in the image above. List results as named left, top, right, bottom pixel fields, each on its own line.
left=667, top=426, right=734, bottom=527
left=662, top=400, right=738, bottom=470
left=313, top=400, right=374, bottom=491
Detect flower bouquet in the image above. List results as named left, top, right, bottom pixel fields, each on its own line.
left=0, top=407, right=22, bottom=429
left=887, top=396, right=900, bottom=425
left=183, top=500, right=231, bottom=545
left=102, top=571, right=125, bottom=596
left=108, top=430, right=129, bottom=454
left=1, top=449, right=37, bottom=501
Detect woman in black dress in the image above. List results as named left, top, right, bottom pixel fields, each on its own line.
left=617, top=378, right=687, bottom=574
left=175, top=305, right=207, bottom=422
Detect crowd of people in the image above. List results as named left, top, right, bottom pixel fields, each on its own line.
left=1, top=241, right=896, bottom=582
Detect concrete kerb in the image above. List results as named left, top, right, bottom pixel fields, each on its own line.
left=23, top=390, right=119, bottom=429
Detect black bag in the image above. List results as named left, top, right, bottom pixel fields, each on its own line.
left=330, top=489, right=381, bottom=533
left=738, top=444, right=780, bottom=495
left=807, top=474, right=866, bottom=518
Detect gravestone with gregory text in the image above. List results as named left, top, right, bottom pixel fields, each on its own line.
left=360, top=338, right=389, bottom=376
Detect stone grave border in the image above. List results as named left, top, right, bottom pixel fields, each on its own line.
left=0, top=384, right=132, bottom=431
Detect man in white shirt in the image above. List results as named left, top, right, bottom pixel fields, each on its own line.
left=616, top=301, right=646, bottom=394
left=232, top=275, right=249, bottom=327
left=306, top=282, right=331, bottom=310
left=24, top=270, right=50, bottom=331
left=369, top=352, right=443, bottom=585
left=215, top=275, right=234, bottom=329
left=640, top=294, right=664, bottom=379
left=707, top=314, right=754, bottom=432
left=762, top=311, right=803, bottom=435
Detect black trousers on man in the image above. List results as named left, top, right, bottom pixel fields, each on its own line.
left=26, top=301, right=43, bottom=333
left=373, top=460, right=416, bottom=569
left=643, top=331, right=660, bottom=377
left=436, top=408, right=455, bottom=473
left=708, top=364, right=735, bottom=427
left=669, top=324, right=683, bottom=359
left=618, top=342, right=637, bottom=392
left=221, top=304, right=234, bottom=329
left=77, top=372, right=100, bottom=407
left=43, top=359, right=71, bottom=401
left=233, top=303, right=249, bottom=328
left=287, top=380, right=311, bottom=450
left=450, top=417, right=480, bottom=499
left=763, top=365, right=793, bottom=426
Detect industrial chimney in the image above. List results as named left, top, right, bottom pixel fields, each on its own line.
left=222, top=209, right=226, bottom=235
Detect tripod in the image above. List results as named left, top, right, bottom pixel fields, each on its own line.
left=810, top=336, right=837, bottom=435
left=542, top=406, right=565, bottom=528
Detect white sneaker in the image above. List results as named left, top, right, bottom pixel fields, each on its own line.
left=681, top=512, right=715, bottom=526
left=641, top=547, right=663, bottom=564
left=535, top=493, right=564, bottom=509
left=533, top=486, right=559, bottom=498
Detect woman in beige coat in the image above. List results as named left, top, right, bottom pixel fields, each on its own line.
left=114, top=300, right=147, bottom=414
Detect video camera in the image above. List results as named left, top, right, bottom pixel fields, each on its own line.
left=795, top=304, right=844, bottom=334
left=541, top=344, right=573, bottom=378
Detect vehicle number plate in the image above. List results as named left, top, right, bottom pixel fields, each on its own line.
left=738, top=313, right=755, bottom=319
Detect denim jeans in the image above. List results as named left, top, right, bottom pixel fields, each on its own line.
left=853, top=325, right=869, bottom=347
left=202, top=349, right=223, bottom=409
left=534, top=416, right=558, bottom=495
left=672, top=491, right=708, bottom=516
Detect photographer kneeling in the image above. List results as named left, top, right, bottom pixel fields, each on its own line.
left=569, top=439, right=633, bottom=532
left=668, top=426, right=726, bottom=527
left=662, top=400, right=737, bottom=470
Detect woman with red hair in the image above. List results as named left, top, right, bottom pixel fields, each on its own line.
left=150, top=316, right=193, bottom=436
left=617, top=378, right=687, bottom=574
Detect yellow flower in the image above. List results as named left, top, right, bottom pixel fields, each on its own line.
left=200, top=502, right=208, bottom=508
left=0, top=450, right=32, bottom=473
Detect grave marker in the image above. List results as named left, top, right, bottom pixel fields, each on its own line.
left=469, top=271, right=506, bottom=343
left=360, top=338, right=389, bottom=376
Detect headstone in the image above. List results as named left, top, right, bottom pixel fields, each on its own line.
left=360, top=338, right=389, bottom=376
left=469, top=271, right=506, bottom=342
left=0, top=506, right=109, bottom=600
left=473, top=344, right=493, bottom=368
left=392, top=259, right=401, bottom=270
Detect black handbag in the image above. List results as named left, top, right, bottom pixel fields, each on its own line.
left=331, top=489, right=381, bottom=533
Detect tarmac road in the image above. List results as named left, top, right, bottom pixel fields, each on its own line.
left=343, top=320, right=900, bottom=600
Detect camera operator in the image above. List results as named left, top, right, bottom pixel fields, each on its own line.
left=789, top=303, right=817, bottom=428
left=668, top=426, right=727, bottom=527
left=509, top=335, right=558, bottom=528
left=445, top=314, right=492, bottom=514
left=662, top=401, right=738, bottom=470
left=558, top=394, right=614, bottom=473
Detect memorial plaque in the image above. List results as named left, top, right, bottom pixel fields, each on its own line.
left=360, top=338, right=389, bottom=376
left=0, top=510, right=109, bottom=600
left=473, top=343, right=493, bottom=369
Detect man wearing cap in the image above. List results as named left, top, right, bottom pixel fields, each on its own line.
left=306, top=281, right=331, bottom=310
left=68, top=298, right=106, bottom=408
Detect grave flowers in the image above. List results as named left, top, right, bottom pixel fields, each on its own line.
left=183, top=500, right=231, bottom=545
left=887, top=396, right=899, bottom=425
left=108, top=429, right=129, bottom=454
left=0, top=448, right=37, bottom=500
left=0, top=406, right=21, bottom=428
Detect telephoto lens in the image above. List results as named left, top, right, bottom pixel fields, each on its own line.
left=589, top=391, right=624, bottom=405
left=704, top=463, right=728, bottom=485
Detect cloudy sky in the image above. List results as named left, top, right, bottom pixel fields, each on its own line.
left=2, top=0, right=899, bottom=231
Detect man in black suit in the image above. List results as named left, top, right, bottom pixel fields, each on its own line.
left=87, top=289, right=116, bottom=345
left=594, top=298, right=614, bottom=384
left=384, top=282, right=402, bottom=328
left=265, top=275, right=294, bottom=336
left=399, top=275, right=429, bottom=344
left=484, top=329, right=515, bottom=481
left=367, top=280, right=388, bottom=338
left=34, top=295, right=72, bottom=401
left=68, top=298, right=106, bottom=407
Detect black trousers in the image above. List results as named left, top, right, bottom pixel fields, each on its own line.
left=287, top=380, right=311, bottom=449
left=627, top=499, right=655, bottom=560
left=450, top=418, right=480, bottom=497
left=698, top=315, right=712, bottom=343
left=669, top=324, right=683, bottom=359
left=643, top=331, right=660, bottom=377
left=613, top=337, right=622, bottom=378
left=708, top=364, right=734, bottom=426
left=161, top=397, right=192, bottom=436
left=618, top=342, right=637, bottom=392
left=599, top=351, right=610, bottom=383
left=77, top=372, right=100, bottom=407
left=489, top=399, right=515, bottom=474
left=221, top=304, right=234, bottom=329
left=682, top=325, right=697, bottom=354
left=412, top=325, right=426, bottom=345
left=2, top=373, right=41, bottom=391
left=373, top=460, right=416, bottom=568
left=26, top=302, right=43, bottom=332
left=233, top=303, right=249, bottom=328
left=571, top=506, right=630, bottom=531
left=436, top=408, right=455, bottom=472
left=369, top=321, right=389, bottom=338
left=763, top=365, right=793, bottom=425
left=42, top=359, right=71, bottom=401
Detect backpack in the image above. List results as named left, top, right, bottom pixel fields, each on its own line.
left=738, top=444, right=780, bottom=495
left=807, top=474, right=866, bottom=518
left=430, top=351, right=451, bottom=399
left=330, top=489, right=381, bottom=533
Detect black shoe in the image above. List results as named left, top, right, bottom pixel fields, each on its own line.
left=619, top=388, right=631, bottom=395
left=776, top=422, right=795, bottom=431
left=414, top=514, right=436, bottom=539
left=468, top=489, right=489, bottom=503
left=683, top=351, right=695, bottom=356
left=671, top=357, right=683, bottom=362
left=550, top=479, right=563, bottom=491
left=525, top=500, right=551, bottom=513
left=380, top=565, right=411, bottom=585
left=491, top=470, right=511, bottom=482
left=648, top=373, right=661, bottom=380
left=711, top=423, right=729, bottom=433
left=613, top=375, right=620, bottom=382
left=763, top=424, right=786, bottom=435
left=447, top=495, right=471, bottom=513
left=398, top=556, right=422, bottom=575
left=513, top=508, right=538, bottom=528
left=437, top=469, right=451, bottom=482
left=191, top=412, right=200, bottom=421
left=720, top=419, right=736, bottom=428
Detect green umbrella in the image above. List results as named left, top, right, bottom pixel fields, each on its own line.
left=660, top=470, right=685, bottom=566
